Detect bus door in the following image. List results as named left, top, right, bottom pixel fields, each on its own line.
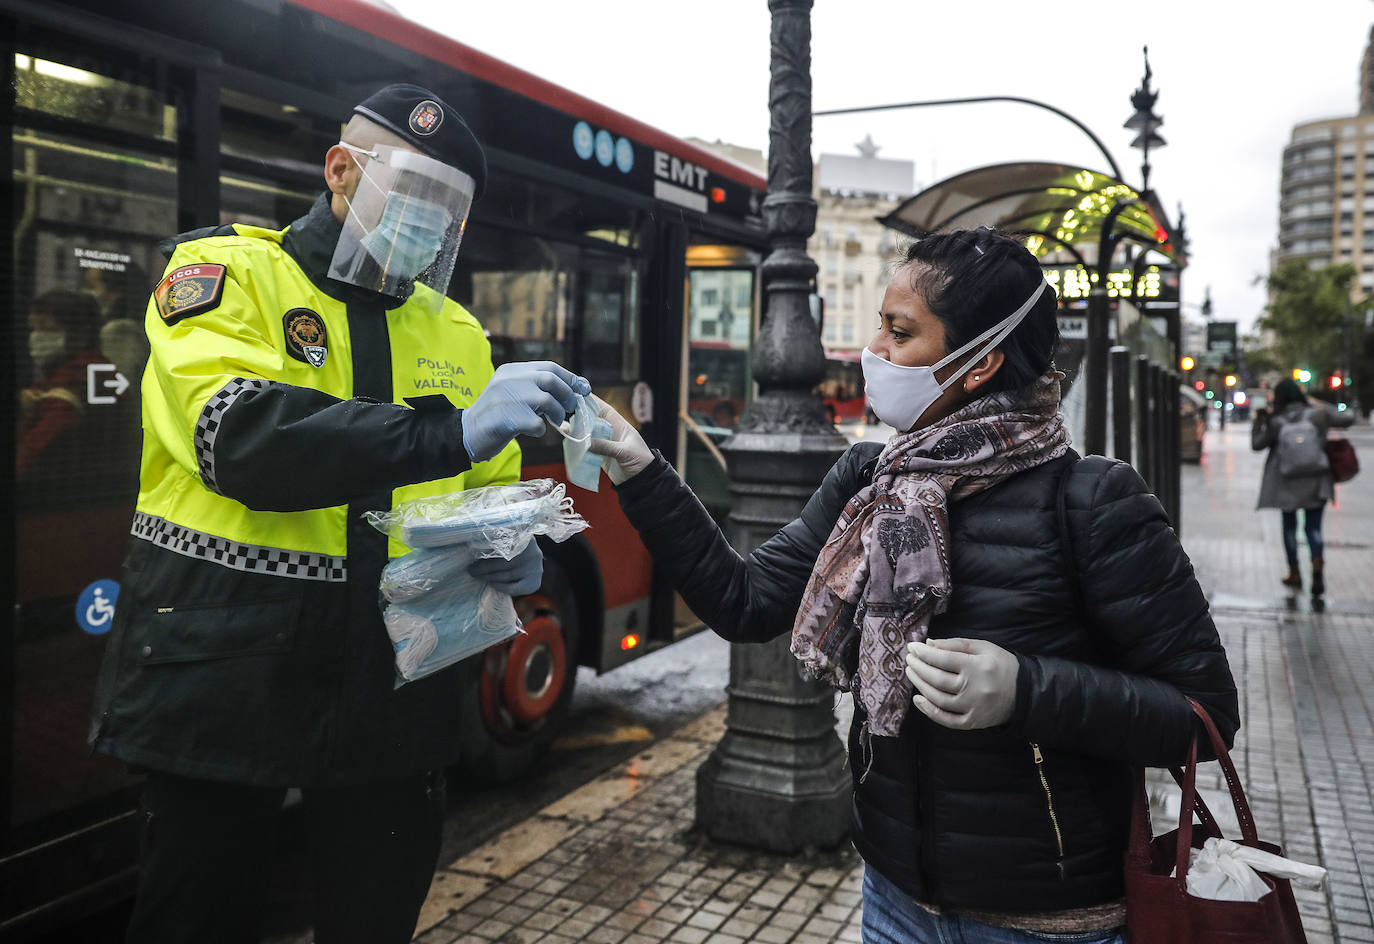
left=679, top=243, right=760, bottom=524
left=661, top=242, right=759, bottom=636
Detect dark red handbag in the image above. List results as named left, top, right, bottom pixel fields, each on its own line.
left=1326, top=437, right=1359, bottom=484
left=1125, top=700, right=1308, bottom=943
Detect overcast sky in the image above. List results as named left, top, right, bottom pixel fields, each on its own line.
left=390, top=0, right=1373, bottom=334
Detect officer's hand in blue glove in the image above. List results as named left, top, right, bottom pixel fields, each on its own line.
left=468, top=540, right=543, bottom=597
left=463, top=361, right=592, bottom=462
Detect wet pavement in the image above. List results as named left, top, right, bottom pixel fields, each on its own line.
left=409, top=419, right=1374, bottom=944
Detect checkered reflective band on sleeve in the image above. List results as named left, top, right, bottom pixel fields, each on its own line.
left=132, top=511, right=348, bottom=582
left=195, top=377, right=269, bottom=494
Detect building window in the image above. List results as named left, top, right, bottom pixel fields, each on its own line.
left=841, top=319, right=855, bottom=343
left=701, top=288, right=718, bottom=306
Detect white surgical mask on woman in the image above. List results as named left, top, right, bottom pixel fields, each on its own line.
left=861, top=281, right=1047, bottom=432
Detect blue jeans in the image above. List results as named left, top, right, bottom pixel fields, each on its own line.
left=861, top=866, right=1126, bottom=944
left=1281, top=505, right=1325, bottom=566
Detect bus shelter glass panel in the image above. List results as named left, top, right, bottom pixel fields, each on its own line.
left=10, top=54, right=179, bottom=831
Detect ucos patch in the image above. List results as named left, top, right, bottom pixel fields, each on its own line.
left=283, top=308, right=328, bottom=368
left=154, top=264, right=227, bottom=325
left=409, top=100, right=443, bottom=136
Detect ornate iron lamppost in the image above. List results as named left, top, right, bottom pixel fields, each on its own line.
left=694, top=0, right=853, bottom=853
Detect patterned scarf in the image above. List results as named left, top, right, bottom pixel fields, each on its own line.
left=790, top=371, right=1070, bottom=737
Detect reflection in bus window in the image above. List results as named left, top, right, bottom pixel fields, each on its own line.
left=463, top=227, right=575, bottom=369
left=10, top=56, right=178, bottom=828
left=219, top=88, right=333, bottom=229
left=579, top=256, right=640, bottom=384
left=15, top=53, right=173, bottom=140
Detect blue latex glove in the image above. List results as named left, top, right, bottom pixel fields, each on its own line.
left=463, top=361, right=591, bottom=462
left=467, top=540, right=543, bottom=597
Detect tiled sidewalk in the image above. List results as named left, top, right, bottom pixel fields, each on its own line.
left=413, top=707, right=865, bottom=944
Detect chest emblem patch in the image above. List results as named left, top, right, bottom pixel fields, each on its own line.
left=154, top=264, right=227, bottom=325
left=283, top=308, right=328, bottom=368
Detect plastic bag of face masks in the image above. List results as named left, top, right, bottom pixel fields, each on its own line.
left=363, top=478, right=587, bottom=557
left=378, top=545, right=479, bottom=603
left=382, top=568, right=522, bottom=682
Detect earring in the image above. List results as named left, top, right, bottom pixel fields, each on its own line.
left=973, top=375, right=980, bottom=382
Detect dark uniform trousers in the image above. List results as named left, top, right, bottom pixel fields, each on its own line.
left=126, top=769, right=446, bottom=944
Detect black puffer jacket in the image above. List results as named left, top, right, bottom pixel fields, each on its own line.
left=615, top=444, right=1238, bottom=913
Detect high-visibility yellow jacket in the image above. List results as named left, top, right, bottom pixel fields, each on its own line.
left=91, top=195, right=519, bottom=784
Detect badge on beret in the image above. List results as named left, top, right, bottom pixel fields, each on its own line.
left=283, top=308, right=328, bottom=368
left=154, top=264, right=227, bottom=325
left=409, top=100, right=443, bottom=136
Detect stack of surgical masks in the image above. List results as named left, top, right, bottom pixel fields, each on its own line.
left=365, top=480, right=588, bottom=683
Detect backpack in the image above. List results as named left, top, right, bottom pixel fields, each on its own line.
left=1276, top=408, right=1329, bottom=477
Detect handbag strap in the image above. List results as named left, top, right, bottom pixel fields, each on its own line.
left=1187, top=698, right=1258, bottom=843
left=1167, top=765, right=1224, bottom=837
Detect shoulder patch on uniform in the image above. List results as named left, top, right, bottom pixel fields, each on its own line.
left=154, top=264, right=227, bottom=325
left=283, top=308, right=329, bottom=368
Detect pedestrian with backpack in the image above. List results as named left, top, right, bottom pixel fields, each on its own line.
left=1252, top=378, right=1354, bottom=595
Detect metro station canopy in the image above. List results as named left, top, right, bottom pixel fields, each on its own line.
left=877, top=161, right=1183, bottom=271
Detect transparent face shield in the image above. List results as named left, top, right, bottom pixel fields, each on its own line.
left=330, top=142, right=476, bottom=313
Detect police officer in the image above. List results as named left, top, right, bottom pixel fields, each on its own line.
left=89, top=85, right=587, bottom=943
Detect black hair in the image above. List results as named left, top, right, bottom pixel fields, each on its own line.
left=899, top=227, right=1059, bottom=395
left=1271, top=378, right=1307, bottom=412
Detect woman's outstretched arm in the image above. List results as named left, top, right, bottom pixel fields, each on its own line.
left=589, top=392, right=880, bottom=644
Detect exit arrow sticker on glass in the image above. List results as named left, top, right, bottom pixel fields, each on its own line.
left=86, top=363, right=130, bottom=405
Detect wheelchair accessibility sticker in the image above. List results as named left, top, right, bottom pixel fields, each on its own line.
left=77, top=579, right=119, bottom=635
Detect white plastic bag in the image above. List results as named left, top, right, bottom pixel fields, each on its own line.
left=364, top=478, right=587, bottom=557
left=1175, top=837, right=1327, bottom=902
left=366, top=480, right=589, bottom=684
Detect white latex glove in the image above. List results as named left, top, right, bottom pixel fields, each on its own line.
left=584, top=394, right=652, bottom=485
left=904, top=637, right=1019, bottom=730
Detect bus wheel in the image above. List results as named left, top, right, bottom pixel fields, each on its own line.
left=457, top=558, right=580, bottom=783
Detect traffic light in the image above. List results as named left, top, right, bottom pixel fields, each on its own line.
left=1330, top=374, right=1344, bottom=389
left=1224, top=374, right=1237, bottom=388
left=1292, top=368, right=1313, bottom=383
left=1180, top=355, right=1196, bottom=371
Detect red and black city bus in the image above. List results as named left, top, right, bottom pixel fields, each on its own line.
left=0, top=0, right=768, bottom=933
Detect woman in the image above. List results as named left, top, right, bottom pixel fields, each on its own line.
left=588, top=229, right=1238, bottom=943
left=1252, top=377, right=1354, bottom=595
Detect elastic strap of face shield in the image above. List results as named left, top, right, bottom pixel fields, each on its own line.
left=337, top=142, right=387, bottom=220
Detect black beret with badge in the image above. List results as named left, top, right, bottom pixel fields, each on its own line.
left=352, top=83, right=487, bottom=200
